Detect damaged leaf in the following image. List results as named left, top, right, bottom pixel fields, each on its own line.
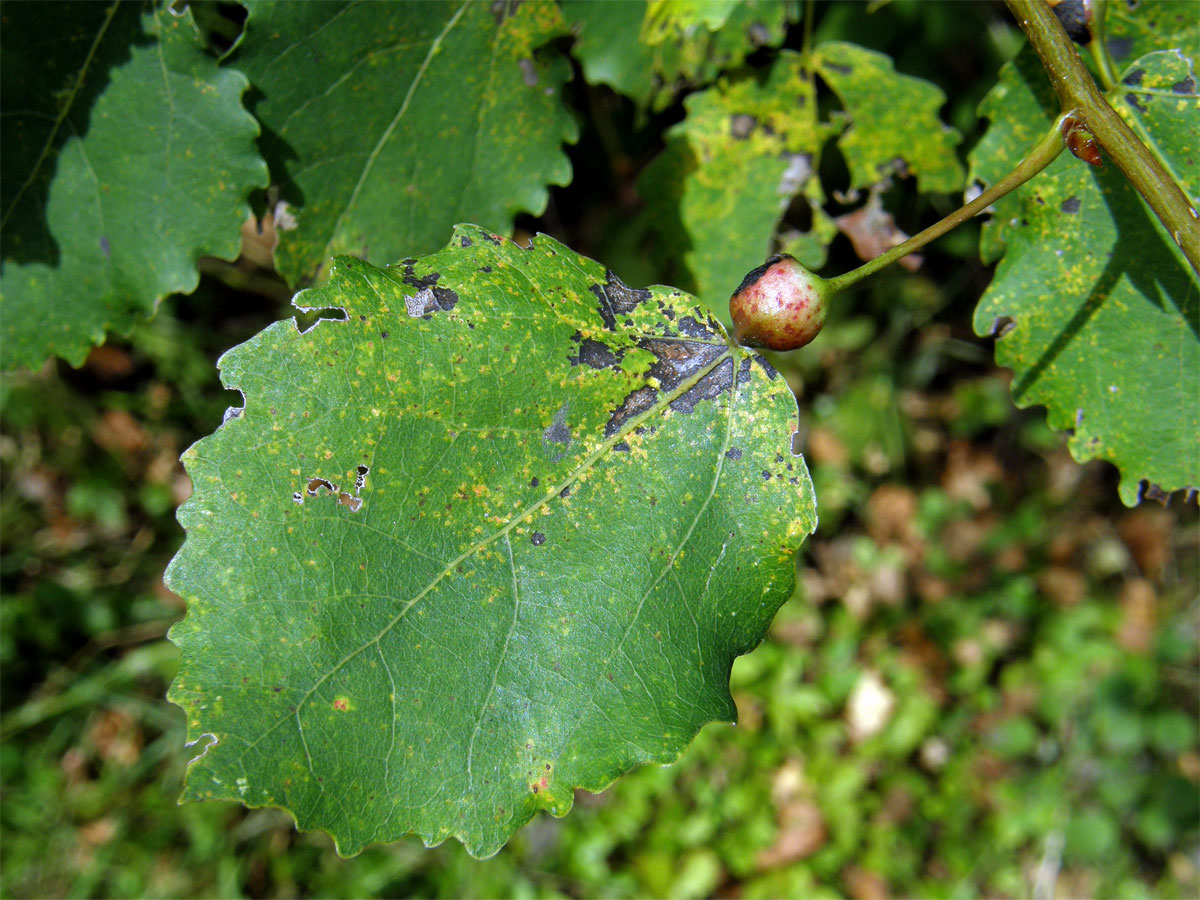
left=635, top=40, right=964, bottom=318
left=812, top=41, right=965, bottom=195
left=636, top=51, right=833, bottom=318
left=969, top=34, right=1199, bottom=504
left=166, top=224, right=816, bottom=858
left=233, top=0, right=577, bottom=287
left=0, top=3, right=267, bottom=369
left=565, top=0, right=794, bottom=113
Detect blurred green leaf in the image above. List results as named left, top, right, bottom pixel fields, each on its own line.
left=812, top=41, right=965, bottom=194
left=638, top=51, right=830, bottom=316
left=234, top=0, right=577, bottom=286
left=166, top=225, right=815, bottom=857
left=565, top=0, right=793, bottom=112
left=0, top=2, right=267, bottom=369
left=636, top=40, right=966, bottom=320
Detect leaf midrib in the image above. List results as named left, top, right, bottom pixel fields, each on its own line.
left=233, top=340, right=739, bottom=777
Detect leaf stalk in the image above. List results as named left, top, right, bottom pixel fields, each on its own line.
left=824, top=117, right=1067, bottom=295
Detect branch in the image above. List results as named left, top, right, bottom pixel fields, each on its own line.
left=1006, top=0, right=1200, bottom=275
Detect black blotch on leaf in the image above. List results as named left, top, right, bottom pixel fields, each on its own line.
left=726, top=447, right=742, bottom=460
left=590, top=269, right=652, bottom=330
left=461, top=235, right=473, bottom=247
left=531, top=531, right=546, bottom=546
left=1061, top=196, right=1081, bottom=214
left=824, top=61, right=852, bottom=75
left=677, top=315, right=720, bottom=339
left=604, top=386, right=659, bottom=437
left=1122, top=68, right=1146, bottom=86
left=568, top=333, right=623, bottom=369
left=1124, top=92, right=1148, bottom=113
left=1172, top=76, right=1196, bottom=94
left=614, top=441, right=631, bottom=452
left=672, top=358, right=735, bottom=415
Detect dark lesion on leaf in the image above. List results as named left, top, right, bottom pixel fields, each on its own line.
left=1124, top=92, right=1148, bottom=113
left=641, top=338, right=726, bottom=395
left=671, top=357, right=735, bottom=415
left=1122, top=68, right=1145, bottom=87
left=730, top=114, right=757, bottom=139
left=590, top=269, right=653, bottom=331
left=542, top=405, right=572, bottom=460
left=401, top=265, right=459, bottom=317
left=676, top=314, right=721, bottom=340
left=602, top=335, right=738, bottom=435
left=604, top=386, right=660, bottom=437
left=567, top=332, right=623, bottom=369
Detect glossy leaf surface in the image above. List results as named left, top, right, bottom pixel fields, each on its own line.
left=166, top=225, right=816, bottom=857
left=234, top=0, right=577, bottom=286
left=0, top=2, right=266, bottom=369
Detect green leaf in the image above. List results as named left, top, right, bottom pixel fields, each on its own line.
left=637, top=51, right=829, bottom=315
left=812, top=41, right=965, bottom=194
left=233, top=0, right=577, bottom=287
left=969, top=49, right=1199, bottom=504
left=565, top=0, right=793, bottom=112
left=1105, top=0, right=1197, bottom=65
left=165, top=224, right=816, bottom=858
left=1117, top=50, right=1200, bottom=200
left=634, top=41, right=963, bottom=318
left=641, top=0, right=741, bottom=40
left=0, top=2, right=267, bottom=369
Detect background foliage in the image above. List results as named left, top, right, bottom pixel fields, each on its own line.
left=2, top=0, right=1198, bottom=896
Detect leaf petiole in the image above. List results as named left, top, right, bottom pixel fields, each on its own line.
left=824, top=115, right=1068, bottom=296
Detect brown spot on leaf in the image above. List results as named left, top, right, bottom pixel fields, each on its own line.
left=730, top=114, right=757, bottom=139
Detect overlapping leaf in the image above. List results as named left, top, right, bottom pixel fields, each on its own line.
left=0, top=3, right=266, bottom=369
left=635, top=43, right=963, bottom=318
left=637, top=51, right=831, bottom=318
left=166, top=225, right=816, bottom=857
left=969, top=36, right=1198, bottom=503
left=234, top=0, right=577, bottom=287
left=565, top=0, right=793, bottom=112
left=811, top=42, right=964, bottom=194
